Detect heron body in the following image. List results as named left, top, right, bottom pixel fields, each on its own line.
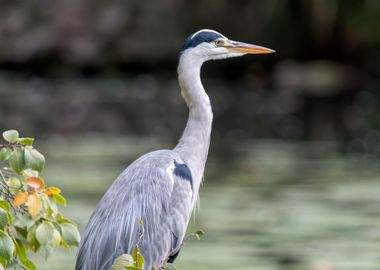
left=75, top=29, right=274, bottom=270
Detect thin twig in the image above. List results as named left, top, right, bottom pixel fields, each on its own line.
left=0, top=169, right=6, bottom=183
left=0, top=169, right=8, bottom=191
left=0, top=168, right=13, bottom=206
left=0, top=143, right=24, bottom=149
left=0, top=169, right=27, bottom=214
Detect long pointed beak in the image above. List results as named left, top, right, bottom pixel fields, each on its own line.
left=226, top=40, right=275, bottom=54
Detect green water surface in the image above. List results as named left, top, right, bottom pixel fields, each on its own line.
left=30, top=137, right=380, bottom=270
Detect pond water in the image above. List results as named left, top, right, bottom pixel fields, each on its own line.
left=31, top=136, right=380, bottom=270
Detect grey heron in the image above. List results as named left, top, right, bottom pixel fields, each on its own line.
left=75, top=29, right=274, bottom=270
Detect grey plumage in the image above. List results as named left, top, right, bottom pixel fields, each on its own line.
left=76, top=150, right=192, bottom=270
left=75, top=29, right=274, bottom=270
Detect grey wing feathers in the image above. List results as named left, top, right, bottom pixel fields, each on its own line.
left=75, top=150, right=193, bottom=270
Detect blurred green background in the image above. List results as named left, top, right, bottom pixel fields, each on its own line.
left=1, top=0, right=380, bottom=269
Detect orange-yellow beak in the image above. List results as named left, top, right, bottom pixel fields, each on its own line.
left=226, top=40, right=275, bottom=54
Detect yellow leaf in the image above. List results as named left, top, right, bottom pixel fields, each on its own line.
left=26, top=177, right=44, bottom=189
left=14, top=192, right=28, bottom=206
left=44, top=187, right=61, bottom=196
left=27, top=193, right=42, bottom=218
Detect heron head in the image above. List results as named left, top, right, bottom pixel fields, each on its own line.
left=180, top=29, right=275, bottom=61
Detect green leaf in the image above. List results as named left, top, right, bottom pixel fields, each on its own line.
left=132, top=245, right=144, bottom=268
left=111, top=254, right=134, bottom=270
left=0, top=148, right=12, bottom=162
left=60, top=223, right=80, bottom=246
left=40, top=195, right=57, bottom=219
left=186, top=229, right=205, bottom=241
left=0, top=201, right=12, bottom=226
left=2, top=130, right=19, bottom=143
left=14, top=213, right=34, bottom=230
left=38, top=244, right=54, bottom=260
left=60, top=237, right=70, bottom=250
left=0, top=257, right=5, bottom=269
left=126, top=267, right=142, bottom=270
left=24, top=148, right=45, bottom=173
left=193, top=229, right=205, bottom=240
left=0, top=208, right=9, bottom=230
left=35, top=222, right=58, bottom=245
left=6, top=215, right=12, bottom=225
left=0, top=200, right=10, bottom=213
left=0, top=232, right=15, bottom=260
left=52, top=229, right=61, bottom=248
left=57, top=213, right=76, bottom=225
left=23, top=169, right=39, bottom=177
left=9, top=149, right=25, bottom=173
left=14, top=226, right=28, bottom=240
left=35, top=221, right=60, bottom=250
left=15, top=239, right=36, bottom=270
left=52, top=194, right=66, bottom=206
left=27, top=225, right=40, bottom=252
left=6, top=177, right=22, bottom=189
left=17, top=138, right=34, bottom=146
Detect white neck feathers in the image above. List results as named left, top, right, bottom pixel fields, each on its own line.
left=174, top=51, right=213, bottom=190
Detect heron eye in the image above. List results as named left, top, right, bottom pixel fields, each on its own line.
left=214, top=40, right=224, bottom=46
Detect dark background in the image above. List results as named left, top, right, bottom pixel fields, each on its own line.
left=1, top=0, right=379, bottom=152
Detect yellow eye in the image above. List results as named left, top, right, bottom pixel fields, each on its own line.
left=214, top=40, right=224, bottom=46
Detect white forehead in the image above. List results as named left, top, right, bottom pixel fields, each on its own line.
left=190, top=29, right=227, bottom=39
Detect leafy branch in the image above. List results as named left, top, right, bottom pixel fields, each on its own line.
left=111, top=230, right=205, bottom=270
left=0, top=130, right=80, bottom=270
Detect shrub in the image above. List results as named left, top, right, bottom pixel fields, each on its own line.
left=0, top=130, right=80, bottom=270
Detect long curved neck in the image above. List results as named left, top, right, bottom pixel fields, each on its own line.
left=174, top=54, right=213, bottom=189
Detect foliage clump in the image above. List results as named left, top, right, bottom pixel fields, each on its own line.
left=111, top=230, right=205, bottom=270
left=0, top=130, right=80, bottom=270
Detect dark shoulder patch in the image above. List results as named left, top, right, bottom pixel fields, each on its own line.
left=181, top=30, right=224, bottom=52
left=168, top=248, right=181, bottom=263
left=173, top=160, right=193, bottom=190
